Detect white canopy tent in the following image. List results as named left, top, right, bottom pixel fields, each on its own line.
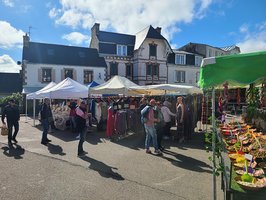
left=26, top=82, right=57, bottom=99
left=130, top=84, right=203, bottom=95
left=90, top=75, right=143, bottom=96
left=27, top=78, right=89, bottom=126
left=36, top=77, right=88, bottom=99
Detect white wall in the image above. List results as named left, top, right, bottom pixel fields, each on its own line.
left=168, top=64, right=200, bottom=87
left=25, top=63, right=105, bottom=87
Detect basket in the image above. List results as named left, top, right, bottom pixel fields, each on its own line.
left=1, top=126, right=8, bottom=136
left=235, top=176, right=265, bottom=191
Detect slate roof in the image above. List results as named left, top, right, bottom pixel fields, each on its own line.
left=22, top=42, right=107, bottom=67
left=0, top=73, right=22, bottom=94
left=98, top=31, right=135, bottom=46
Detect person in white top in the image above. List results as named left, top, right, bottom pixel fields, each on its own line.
left=161, top=101, right=176, bottom=139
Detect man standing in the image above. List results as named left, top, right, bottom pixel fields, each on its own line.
left=161, top=101, right=176, bottom=139
left=40, top=98, right=52, bottom=145
left=76, top=100, right=88, bottom=157
left=1, top=99, right=20, bottom=147
left=143, top=99, right=162, bottom=156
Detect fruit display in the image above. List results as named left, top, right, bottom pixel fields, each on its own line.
left=219, top=122, right=266, bottom=191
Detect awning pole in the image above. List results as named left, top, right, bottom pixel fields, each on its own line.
left=211, top=88, right=217, bottom=200
left=25, top=97, right=28, bottom=122
left=33, top=98, right=36, bottom=126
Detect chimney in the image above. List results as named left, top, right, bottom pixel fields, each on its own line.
left=23, top=33, right=30, bottom=47
left=155, top=27, right=161, bottom=34
left=91, top=23, right=100, bottom=36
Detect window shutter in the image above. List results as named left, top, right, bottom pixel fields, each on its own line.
left=73, top=69, right=77, bottom=81
left=52, top=69, right=56, bottom=82
left=38, top=68, right=42, bottom=82
left=61, top=69, right=64, bottom=80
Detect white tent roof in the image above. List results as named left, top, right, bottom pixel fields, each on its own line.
left=35, top=78, right=88, bottom=99
left=130, top=84, right=202, bottom=95
left=90, top=75, right=142, bottom=95
left=26, top=82, right=57, bottom=99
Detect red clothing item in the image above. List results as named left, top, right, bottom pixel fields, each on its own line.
left=106, top=108, right=115, bottom=137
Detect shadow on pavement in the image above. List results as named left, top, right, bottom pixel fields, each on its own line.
left=1, top=144, right=25, bottom=159
left=162, top=149, right=212, bottom=173
left=86, top=131, right=104, bottom=145
left=79, top=155, right=125, bottom=181
left=47, top=143, right=66, bottom=156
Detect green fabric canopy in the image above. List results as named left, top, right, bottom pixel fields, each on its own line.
left=199, top=51, right=266, bottom=89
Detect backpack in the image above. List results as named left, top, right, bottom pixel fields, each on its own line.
left=140, top=105, right=151, bottom=124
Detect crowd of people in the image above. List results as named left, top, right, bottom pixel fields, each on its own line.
left=1, top=95, right=200, bottom=157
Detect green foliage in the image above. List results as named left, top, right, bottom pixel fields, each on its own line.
left=0, top=93, right=23, bottom=106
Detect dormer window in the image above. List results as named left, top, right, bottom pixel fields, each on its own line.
left=149, top=43, right=157, bottom=58
left=117, top=45, right=127, bottom=56
left=175, top=54, right=186, bottom=65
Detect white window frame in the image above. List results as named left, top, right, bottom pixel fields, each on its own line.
left=175, top=70, right=186, bottom=83
left=117, top=45, right=127, bottom=56
left=175, top=54, right=186, bottom=65
left=195, top=56, right=203, bottom=67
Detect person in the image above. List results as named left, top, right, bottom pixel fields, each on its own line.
left=1, top=99, right=20, bottom=147
left=139, top=97, right=148, bottom=111
left=143, top=99, right=162, bottom=155
left=69, top=99, right=77, bottom=133
left=76, top=100, right=89, bottom=157
left=154, top=101, right=165, bottom=151
left=40, top=98, right=52, bottom=145
left=176, top=96, right=185, bottom=143
left=161, top=101, right=176, bottom=139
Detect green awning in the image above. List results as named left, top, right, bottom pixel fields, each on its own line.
left=199, top=51, right=266, bottom=89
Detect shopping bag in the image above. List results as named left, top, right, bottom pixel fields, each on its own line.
left=1, top=125, right=8, bottom=136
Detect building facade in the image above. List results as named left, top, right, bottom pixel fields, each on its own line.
left=21, top=34, right=107, bottom=94
left=90, top=23, right=172, bottom=85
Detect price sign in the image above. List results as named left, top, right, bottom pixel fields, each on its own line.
left=244, top=154, right=253, bottom=161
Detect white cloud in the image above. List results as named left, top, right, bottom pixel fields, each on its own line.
left=49, top=7, right=61, bottom=19
left=2, top=0, right=14, bottom=7
left=237, top=21, right=266, bottom=53
left=0, top=21, right=25, bottom=49
left=239, top=24, right=249, bottom=33
left=49, top=0, right=213, bottom=42
left=62, top=32, right=90, bottom=45
left=0, top=54, right=21, bottom=73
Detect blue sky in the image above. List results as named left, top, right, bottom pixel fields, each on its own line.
left=0, top=0, right=266, bottom=73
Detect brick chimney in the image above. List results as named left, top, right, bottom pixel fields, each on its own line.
left=155, top=27, right=161, bottom=34
left=23, top=33, right=30, bottom=47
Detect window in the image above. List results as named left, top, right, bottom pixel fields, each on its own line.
left=196, top=72, right=200, bottom=83
left=42, top=68, right=52, bottom=83
left=208, top=49, right=212, bottom=57
left=64, top=69, right=73, bottom=79
left=175, top=54, right=186, bottom=65
left=195, top=56, right=203, bottom=67
left=117, top=45, right=127, bottom=56
left=126, top=64, right=133, bottom=77
left=175, top=71, right=185, bottom=83
left=146, top=63, right=159, bottom=79
left=84, top=70, right=93, bottom=84
left=149, top=44, right=157, bottom=57
left=110, top=62, right=118, bottom=76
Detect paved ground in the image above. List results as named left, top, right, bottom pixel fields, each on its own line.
left=0, top=117, right=223, bottom=200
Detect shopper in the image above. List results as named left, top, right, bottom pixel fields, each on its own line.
left=161, top=101, right=176, bottom=139
left=154, top=101, right=165, bottom=151
left=69, top=99, right=77, bottom=133
left=40, top=98, right=52, bottom=145
left=176, top=96, right=185, bottom=143
left=1, top=99, right=20, bottom=147
left=143, top=99, right=162, bottom=156
left=76, top=100, right=89, bottom=157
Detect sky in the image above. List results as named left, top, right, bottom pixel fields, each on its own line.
left=0, top=0, right=266, bottom=73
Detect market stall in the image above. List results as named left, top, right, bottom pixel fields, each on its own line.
left=199, top=51, right=266, bottom=200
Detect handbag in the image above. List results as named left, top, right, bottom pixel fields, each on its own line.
left=1, top=125, right=8, bottom=136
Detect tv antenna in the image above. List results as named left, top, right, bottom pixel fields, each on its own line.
left=28, top=26, right=32, bottom=37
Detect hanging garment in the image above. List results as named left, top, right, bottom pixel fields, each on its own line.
left=95, top=102, right=102, bottom=123
left=106, top=107, right=115, bottom=137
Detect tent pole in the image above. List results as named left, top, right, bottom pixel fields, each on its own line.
left=211, top=88, right=217, bottom=200
left=33, top=98, right=36, bottom=126
left=25, top=97, right=28, bottom=122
